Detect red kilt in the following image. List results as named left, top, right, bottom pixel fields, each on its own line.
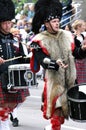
left=75, top=58, right=86, bottom=84
left=0, top=82, right=30, bottom=105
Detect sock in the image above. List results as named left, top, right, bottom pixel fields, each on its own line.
left=11, top=107, right=18, bottom=119
left=51, top=116, right=61, bottom=130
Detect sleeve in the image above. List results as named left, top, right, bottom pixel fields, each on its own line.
left=73, top=36, right=86, bottom=59
left=30, top=42, right=59, bottom=73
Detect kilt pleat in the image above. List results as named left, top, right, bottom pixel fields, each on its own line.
left=0, top=82, right=30, bottom=104
left=75, top=59, right=86, bottom=84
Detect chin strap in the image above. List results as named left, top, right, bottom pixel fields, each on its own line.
left=48, top=22, right=58, bottom=34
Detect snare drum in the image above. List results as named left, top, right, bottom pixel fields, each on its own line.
left=8, top=64, right=35, bottom=89
left=67, top=84, right=86, bottom=122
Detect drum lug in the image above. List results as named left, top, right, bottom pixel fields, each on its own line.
left=7, top=84, right=18, bottom=93
left=7, top=84, right=13, bottom=90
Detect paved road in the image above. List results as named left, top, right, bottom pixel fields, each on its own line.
left=10, top=79, right=86, bottom=130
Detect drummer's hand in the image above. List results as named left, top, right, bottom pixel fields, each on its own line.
left=0, top=57, right=5, bottom=64
left=56, top=59, right=68, bottom=69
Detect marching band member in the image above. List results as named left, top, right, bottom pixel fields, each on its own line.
left=72, top=19, right=86, bottom=84
left=0, top=0, right=30, bottom=130
left=30, top=0, right=76, bottom=130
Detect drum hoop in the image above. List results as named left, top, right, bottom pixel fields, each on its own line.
left=68, top=96, right=86, bottom=102
left=73, top=83, right=86, bottom=87
left=13, top=86, right=28, bottom=89
left=8, top=64, right=30, bottom=70
left=9, top=68, right=30, bottom=70
left=70, top=118, right=86, bottom=122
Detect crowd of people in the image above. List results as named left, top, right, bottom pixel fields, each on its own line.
left=0, top=0, right=86, bottom=130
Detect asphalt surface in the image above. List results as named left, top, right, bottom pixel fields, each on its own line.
left=9, top=79, right=86, bottom=130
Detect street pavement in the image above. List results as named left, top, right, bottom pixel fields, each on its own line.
left=10, top=79, right=86, bottom=130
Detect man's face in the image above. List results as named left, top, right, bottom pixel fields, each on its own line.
left=0, top=21, right=12, bottom=34
left=45, top=18, right=60, bottom=33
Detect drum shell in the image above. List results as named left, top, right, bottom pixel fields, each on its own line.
left=8, top=64, right=37, bottom=89
left=67, top=84, right=86, bottom=122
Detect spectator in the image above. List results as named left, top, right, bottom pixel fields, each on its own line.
left=72, top=19, right=86, bottom=84
left=27, top=4, right=34, bottom=21
left=65, top=23, right=73, bottom=32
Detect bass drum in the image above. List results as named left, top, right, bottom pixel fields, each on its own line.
left=67, top=84, right=86, bottom=122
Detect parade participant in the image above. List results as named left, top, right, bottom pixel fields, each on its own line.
left=9, top=27, right=30, bottom=127
left=30, top=0, right=76, bottom=130
left=9, top=27, right=22, bottom=127
left=0, top=0, right=30, bottom=130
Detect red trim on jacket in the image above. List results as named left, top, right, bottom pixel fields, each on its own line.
left=42, top=79, right=63, bottom=119
left=71, top=42, right=75, bottom=52
left=43, top=79, right=48, bottom=119
left=32, top=40, right=49, bottom=55
left=30, top=40, right=49, bottom=73
left=30, top=50, right=40, bottom=73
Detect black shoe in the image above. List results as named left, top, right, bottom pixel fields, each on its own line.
left=12, top=118, right=19, bottom=127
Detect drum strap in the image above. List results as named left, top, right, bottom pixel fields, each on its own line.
left=6, top=42, right=13, bottom=64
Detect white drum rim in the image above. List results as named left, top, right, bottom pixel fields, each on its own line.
left=68, top=96, right=86, bottom=102
left=70, top=117, right=86, bottom=122
left=8, top=64, right=30, bottom=70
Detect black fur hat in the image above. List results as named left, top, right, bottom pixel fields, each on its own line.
left=32, top=0, right=62, bottom=34
left=0, top=0, right=15, bottom=22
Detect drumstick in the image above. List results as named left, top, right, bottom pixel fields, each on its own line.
left=5, top=56, right=22, bottom=62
